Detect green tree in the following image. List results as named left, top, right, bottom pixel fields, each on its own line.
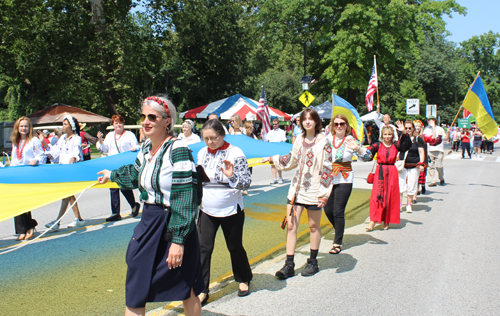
left=457, top=31, right=500, bottom=121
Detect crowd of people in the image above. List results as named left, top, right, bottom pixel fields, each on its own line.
left=8, top=97, right=498, bottom=316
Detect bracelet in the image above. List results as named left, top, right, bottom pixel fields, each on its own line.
left=417, top=162, right=425, bottom=166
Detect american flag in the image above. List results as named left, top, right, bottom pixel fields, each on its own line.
left=365, top=59, right=378, bottom=112
left=257, top=84, right=271, bottom=136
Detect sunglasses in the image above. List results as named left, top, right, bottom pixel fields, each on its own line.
left=333, top=122, right=346, bottom=127
left=406, top=127, right=413, bottom=130
left=140, top=114, right=165, bottom=122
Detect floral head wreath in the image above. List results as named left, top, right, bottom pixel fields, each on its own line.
left=64, top=114, right=76, bottom=131
left=144, top=96, right=170, bottom=117
left=414, top=120, right=423, bottom=126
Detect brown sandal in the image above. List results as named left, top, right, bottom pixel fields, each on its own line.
left=329, top=245, right=342, bottom=254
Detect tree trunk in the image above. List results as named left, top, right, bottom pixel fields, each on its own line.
left=90, top=0, right=119, bottom=116
left=347, top=87, right=358, bottom=109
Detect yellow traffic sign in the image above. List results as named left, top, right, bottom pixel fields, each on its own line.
left=299, top=91, right=315, bottom=107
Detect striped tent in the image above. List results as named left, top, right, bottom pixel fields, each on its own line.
left=179, top=94, right=291, bottom=121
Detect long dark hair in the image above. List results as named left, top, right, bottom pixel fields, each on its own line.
left=300, top=108, right=322, bottom=137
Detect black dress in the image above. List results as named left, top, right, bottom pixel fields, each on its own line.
left=125, top=204, right=204, bottom=308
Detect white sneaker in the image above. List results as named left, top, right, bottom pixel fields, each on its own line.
left=270, top=179, right=278, bottom=184
left=278, top=178, right=283, bottom=184
left=45, top=220, right=60, bottom=231
left=406, top=204, right=413, bottom=213
left=68, top=218, right=85, bottom=228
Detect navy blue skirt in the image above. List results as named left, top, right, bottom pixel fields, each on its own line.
left=125, top=203, right=204, bottom=308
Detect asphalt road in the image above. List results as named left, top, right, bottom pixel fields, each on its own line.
left=153, top=147, right=500, bottom=316
left=2, top=146, right=499, bottom=315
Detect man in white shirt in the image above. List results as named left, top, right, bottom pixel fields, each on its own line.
left=375, top=113, right=399, bottom=142
left=424, top=116, right=446, bottom=186
left=264, top=118, right=287, bottom=184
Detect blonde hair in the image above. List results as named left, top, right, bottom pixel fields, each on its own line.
left=230, top=115, right=243, bottom=133
left=142, top=95, right=177, bottom=135
left=10, top=116, right=34, bottom=145
left=379, top=126, right=395, bottom=142
left=244, top=121, right=253, bottom=135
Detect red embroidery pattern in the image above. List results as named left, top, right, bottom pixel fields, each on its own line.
left=207, top=141, right=230, bottom=155
left=320, top=165, right=333, bottom=188
left=279, top=153, right=291, bottom=166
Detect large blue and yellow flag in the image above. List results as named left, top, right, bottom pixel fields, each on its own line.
left=331, top=92, right=364, bottom=142
left=0, top=135, right=292, bottom=223
left=463, top=76, right=497, bottom=139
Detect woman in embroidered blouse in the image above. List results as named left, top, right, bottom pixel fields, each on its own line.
left=10, top=116, right=46, bottom=240
left=260, top=108, right=333, bottom=279
left=365, top=122, right=411, bottom=231
left=197, top=119, right=252, bottom=303
left=324, top=114, right=365, bottom=255
left=45, top=114, right=85, bottom=231
left=178, top=119, right=202, bottom=145
left=97, top=114, right=141, bottom=222
left=98, top=95, right=203, bottom=316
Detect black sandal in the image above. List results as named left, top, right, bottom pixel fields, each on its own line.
left=329, top=245, right=342, bottom=254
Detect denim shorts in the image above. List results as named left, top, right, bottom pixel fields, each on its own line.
left=286, top=199, right=322, bottom=211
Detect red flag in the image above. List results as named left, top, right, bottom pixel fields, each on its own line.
left=257, top=84, right=271, bottom=136
left=365, top=59, right=378, bottom=112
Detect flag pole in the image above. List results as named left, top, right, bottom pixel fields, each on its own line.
left=448, top=71, right=481, bottom=132
left=374, top=55, right=380, bottom=113
left=331, top=89, right=335, bottom=132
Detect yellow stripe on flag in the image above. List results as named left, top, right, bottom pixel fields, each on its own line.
left=0, top=181, right=118, bottom=223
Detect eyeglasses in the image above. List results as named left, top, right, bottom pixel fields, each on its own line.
left=333, top=122, right=346, bottom=127
left=140, top=114, right=165, bottom=122
left=273, top=123, right=279, bottom=125
left=405, top=127, right=413, bottom=130
left=203, top=135, right=220, bottom=143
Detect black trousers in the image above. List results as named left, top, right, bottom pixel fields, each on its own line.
left=324, top=183, right=353, bottom=246
left=462, top=142, right=471, bottom=158
left=14, top=212, right=37, bottom=234
left=198, top=206, right=253, bottom=293
left=110, top=188, right=136, bottom=215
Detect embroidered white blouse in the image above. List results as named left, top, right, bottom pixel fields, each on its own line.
left=178, top=133, right=201, bottom=145
left=11, top=137, right=46, bottom=166
left=325, top=134, right=361, bottom=185
left=197, top=145, right=251, bottom=217
left=51, top=134, right=83, bottom=164
left=271, top=134, right=334, bottom=205
left=97, top=131, right=139, bottom=155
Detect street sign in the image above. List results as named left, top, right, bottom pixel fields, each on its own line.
left=458, top=118, right=471, bottom=128
left=426, top=104, right=437, bottom=118
left=406, top=99, right=420, bottom=115
left=299, top=91, right=315, bottom=107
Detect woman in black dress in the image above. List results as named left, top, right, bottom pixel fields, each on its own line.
left=98, top=95, right=203, bottom=316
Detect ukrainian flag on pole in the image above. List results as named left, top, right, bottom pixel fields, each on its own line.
left=332, top=92, right=364, bottom=142
left=463, top=76, right=497, bottom=139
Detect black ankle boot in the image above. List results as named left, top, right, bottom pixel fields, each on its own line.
left=275, top=261, right=295, bottom=279
left=301, top=258, right=319, bottom=276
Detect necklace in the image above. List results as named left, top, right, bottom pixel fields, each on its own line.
left=16, top=139, right=27, bottom=160
left=333, top=136, right=346, bottom=149
left=303, top=134, right=318, bottom=145
left=149, top=136, right=170, bottom=159
left=115, top=131, right=124, bottom=141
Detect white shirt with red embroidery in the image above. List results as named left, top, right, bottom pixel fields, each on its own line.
left=326, top=134, right=361, bottom=185
left=11, top=137, right=46, bottom=166
left=271, top=134, right=333, bottom=205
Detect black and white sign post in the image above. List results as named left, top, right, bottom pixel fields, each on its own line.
left=406, top=99, right=420, bottom=123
